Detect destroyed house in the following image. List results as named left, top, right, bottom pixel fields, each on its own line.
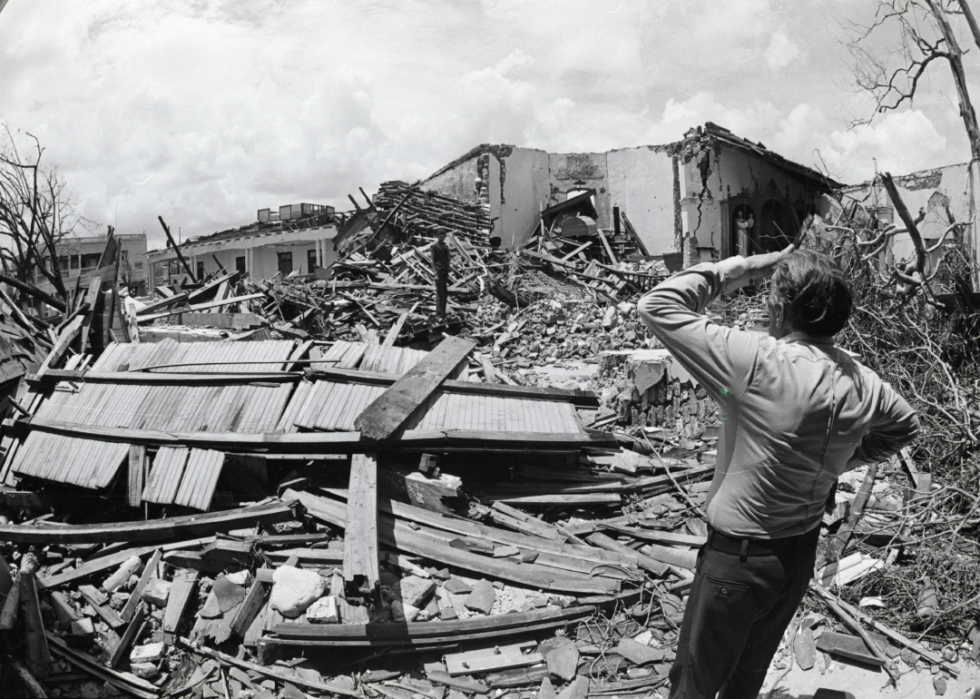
left=3, top=339, right=608, bottom=517
left=145, top=203, right=339, bottom=286
left=421, top=122, right=842, bottom=266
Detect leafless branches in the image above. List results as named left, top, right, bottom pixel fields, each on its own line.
left=0, top=127, right=91, bottom=307
left=846, top=0, right=980, bottom=161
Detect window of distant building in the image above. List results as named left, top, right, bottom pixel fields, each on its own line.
left=308, top=249, right=317, bottom=274
left=134, top=262, right=143, bottom=271
left=70, top=255, right=80, bottom=270
left=196, top=261, right=205, bottom=280
left=278, top=251, right=293, bottom=276
left=236, top=256, right=246, bottom=275
left=59, top=256, right=69, bottom=271
left=81, top=253, right=100, bottom=270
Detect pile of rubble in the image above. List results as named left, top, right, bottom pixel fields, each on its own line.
left=1, top=183, right=980, bottom=698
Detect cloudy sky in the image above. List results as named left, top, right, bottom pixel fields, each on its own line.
left=1, top=0, right=978, bottom=249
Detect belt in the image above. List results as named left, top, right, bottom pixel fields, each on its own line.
left=706, top=525, right=819, bottom=559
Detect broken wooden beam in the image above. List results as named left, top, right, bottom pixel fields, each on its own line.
left=20, top=418, right=615, bottom=452
left=0, top=500, right=297, bottom=544
left=309, top=365, right=599, bottom=406
left=344, top=454, right=379, bottom=593
left=355, top=335, right=477, bottom=440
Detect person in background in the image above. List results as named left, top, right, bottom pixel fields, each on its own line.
left=431, top=231, right=451, bottom=317
left=637, top=246, right=919, bottom=699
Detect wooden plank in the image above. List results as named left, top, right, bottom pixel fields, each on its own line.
left=121, top=549, right=162, bottom=623
left=37, top=369, right=299, bottom=385
left=7, top=501, right=295, bottom=547
left=354, top=336, right=477, bottom=441
left=289, top=489, right=618, bottom=595
left=311, top=365, right=598, bottom=406
left=35, top=316, right=84, bottom=380
left=21, top=418, right=615, bottom=452
left=229, top=576, right=267, bottom=638
left=78, top=584, right=125, bottom=629
left=108, top=603, right=147, bottom=668
left=268, top=605, right=598, bottom=642
left=19, top=554, right=51, bottom=679
left=127, top=445, right=147, bottom=508
left=586, top=532, right=667, bottom=577
left=163, top=569, right=199, bottom=644
left=814, top=630, right=886, bottom=667
left=138, top=293, right=265, bottom=323
left=46, top=634, right=157, bottom=699
left=445, top=642, right=541, bottom=675
left=344, top=454, right=379, bottom=591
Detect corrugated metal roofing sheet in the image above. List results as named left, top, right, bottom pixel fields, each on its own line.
left=10, top=433, right=129, bottom=489
left=91, top=339, right=295, bottom=373
left=143, top=446, right=189, bottom=504
left=174, top=448, right=224, bottom=511
left=289, top=382, right=582, bottom=434
left=34, top=382, right=293, bottom=433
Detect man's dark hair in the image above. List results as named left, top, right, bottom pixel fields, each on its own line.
left=771, top=250, right=853, bottom=337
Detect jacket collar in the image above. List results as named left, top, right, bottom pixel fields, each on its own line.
left=781, top=331, right=836, bottom=347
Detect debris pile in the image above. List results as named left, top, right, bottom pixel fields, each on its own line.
left=2, top=181, right=980, bottom=697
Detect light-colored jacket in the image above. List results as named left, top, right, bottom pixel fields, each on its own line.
left=637, top=257, right=919, bottom=539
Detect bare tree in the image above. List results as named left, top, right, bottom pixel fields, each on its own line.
left=847, top=0, right=980, bottom=160
left=0, top=127, right=91, bottom=311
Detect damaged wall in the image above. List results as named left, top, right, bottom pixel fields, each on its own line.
left=422, top=145, right=549, bottom=249
left=843, top=163, right=973, bottom=267
left=678, top=138, right=833, bottom=267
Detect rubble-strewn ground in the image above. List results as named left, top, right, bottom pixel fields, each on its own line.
left=1, top=182, right=979, bottom=698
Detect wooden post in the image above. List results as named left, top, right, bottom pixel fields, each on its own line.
left=158, top=216, right=197, bottom=283
left=343, top=454, right=379, bottom=595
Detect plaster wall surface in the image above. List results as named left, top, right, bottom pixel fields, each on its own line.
left=498, top=147, right=550, bottom=248
left=549, top=151, right=610, bottom=228
left=606, top=147, right=676, bottom=254
left=423, top=155, right=481, bottom=204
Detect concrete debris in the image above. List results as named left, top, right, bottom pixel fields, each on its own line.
left=0, top=183, right=973, bottom=699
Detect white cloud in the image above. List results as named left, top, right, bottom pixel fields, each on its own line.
left=765, top=30, right=803, bottom=70
left=0, top=0, right=968, bottom=250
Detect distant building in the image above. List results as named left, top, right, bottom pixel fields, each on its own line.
left=145, top=203, right=339, bottom=287
left=421, top=122, right=842, bottom=266
left=53, top=232, right=149, bottom=295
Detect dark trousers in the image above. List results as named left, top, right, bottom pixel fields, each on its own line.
left=668, top=526, right=819, bottom=699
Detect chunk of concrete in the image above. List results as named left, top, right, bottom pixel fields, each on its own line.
left=443, top=577, right=472, bottom=595
left=391, top=600, right=420, bottom=623
left=464, top=580, right=495, bottom=615
left=615, top=638, right=664, bottom=665
left=141, top=579, right=172, bottom=608
left=394, top=575, right=436, bottom=608
left=131, top=662, right=160, bottom=680
left=546, top=641, right=580, bottom=681
left=271, top=566, right=326, bottom=619
left=130, top=642, right=165, bottom=664
left=306, top=596, right=340, bottom=624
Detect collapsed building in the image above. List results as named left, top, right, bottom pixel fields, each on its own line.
left=0, top=122, right=978, bottom=697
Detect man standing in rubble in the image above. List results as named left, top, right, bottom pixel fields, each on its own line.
left=637, top=246, right=918, bottom=699
left=431, top=231, right=451, bottom=317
